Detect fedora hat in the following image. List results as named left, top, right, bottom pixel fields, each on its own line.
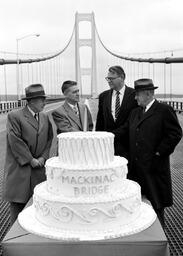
left=22, top=84, right=47, bottom=100
left=134, top=78, right=158, bottom=91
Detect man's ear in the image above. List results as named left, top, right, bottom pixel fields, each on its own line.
left=63, top=90, right=68, bottom=96
left=147, top=90, right=151, bottom=97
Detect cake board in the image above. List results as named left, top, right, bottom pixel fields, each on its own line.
left=18, top=201, right=156, bottom=241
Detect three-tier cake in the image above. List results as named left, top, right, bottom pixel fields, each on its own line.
left=18, top=131, right=156, bottom=240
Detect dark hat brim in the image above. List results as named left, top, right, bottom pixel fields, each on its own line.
left=22, top=95, right=47, bottom=100
left=135, top=86, right=158, bottom=91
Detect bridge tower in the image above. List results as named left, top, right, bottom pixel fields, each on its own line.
left=75, top=12, right=97, bottom=97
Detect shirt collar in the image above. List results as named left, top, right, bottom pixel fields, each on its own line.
left=145, top=99, right=155, bottom=111
left=27, top=105, right=37, bottom=116
left=113, top=85, right=125, bottom=95
left=67, top=102, right=78, bottom=109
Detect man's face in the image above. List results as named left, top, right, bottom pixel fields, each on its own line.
left=65, top=85, right=80, bottom=104
left=29, top=97, right=46, bottom=113
left=135, top=90, right=149, bottom=107
left=106, top=71, right=124, bottom=90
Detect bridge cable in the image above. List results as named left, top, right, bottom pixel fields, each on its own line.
left=94, top=21, right=183, bottom=64
left=0, top=23, right=76, bottom=65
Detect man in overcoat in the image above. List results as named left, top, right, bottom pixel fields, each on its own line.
left=96, top=66, right=138, bottom=158
left=3, top=84, right=53, bottom=224
left=113, top=78, right=182, bottom=227
left=52, top=80, right=93, bottom=133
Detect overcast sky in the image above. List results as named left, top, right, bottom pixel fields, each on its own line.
left=0, top=0, right=183, bottom=55
left=1, top=0, right=183, bottom=96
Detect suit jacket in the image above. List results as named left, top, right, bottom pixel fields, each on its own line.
left=3, top=106, right=53, bottom=203
left=114, top=100, right=182, bottom=209
left=52, top=101, right=93, bottom=134
left=96, top=86, right=137, bottom=157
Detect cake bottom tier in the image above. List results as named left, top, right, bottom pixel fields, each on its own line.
left=18, top=180, right=156, bottom=240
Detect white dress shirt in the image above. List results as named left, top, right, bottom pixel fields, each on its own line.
left=111, top=86, right=125, bottom=120
left=68, top=102, right=79, bottom=116
left=145, top=99, right=155, bottom=112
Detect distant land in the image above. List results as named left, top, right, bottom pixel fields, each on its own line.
left=156, top=94, right=183, bottom=99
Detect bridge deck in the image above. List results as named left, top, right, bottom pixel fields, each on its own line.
left=0, top=111, right=183, bottom=256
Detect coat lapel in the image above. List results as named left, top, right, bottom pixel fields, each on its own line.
left=136, top=100, right=158, bottom=127
left=120, top=86, right=131, bottom=109
left=38, top=112, right=45, bottom=134
left=105, top=89, right=114, bottom=121
left=79, top=103, right=85, bottom=130
left=63, top=102, right=82, bottom=129
left=22, top=106, right=39, bottom=130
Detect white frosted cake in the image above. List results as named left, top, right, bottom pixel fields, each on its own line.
left=18, top=131, right=156, bottom=240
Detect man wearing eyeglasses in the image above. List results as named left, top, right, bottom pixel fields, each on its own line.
left=96, top=65, right=137, bottom=158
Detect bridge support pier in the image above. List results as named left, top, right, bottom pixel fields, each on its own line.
left=75, top=12, right=97, bottom=98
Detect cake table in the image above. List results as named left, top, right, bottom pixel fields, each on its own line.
left=2, top=199, right=170, bottom=256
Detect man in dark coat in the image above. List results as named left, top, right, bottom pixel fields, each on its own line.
left=96, top=66, right=137, bottom=158
left=113, top=78, right=182, bottom=227
left=3, top=84, right=53, bottom=225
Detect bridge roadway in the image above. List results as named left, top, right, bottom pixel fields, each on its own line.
left=0, top=102, right=183, bottom=256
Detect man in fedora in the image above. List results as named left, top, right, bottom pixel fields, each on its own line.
left=113, top=78, right=182, bottom=227
left=3, top=84, right=53, bottom=225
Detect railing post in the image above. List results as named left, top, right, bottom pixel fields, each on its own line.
left=18, top=100, right=21, bottom=107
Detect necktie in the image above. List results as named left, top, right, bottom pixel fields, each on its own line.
left=73, top=105, right=79, bottom=117
left=34, top=113, right=39, bottom=121
left=115, top=91, right=120, bottom=119
left=143, top=106, right=146, bottom=113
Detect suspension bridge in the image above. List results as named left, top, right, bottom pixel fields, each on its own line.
left=0, top=12, right=183, bottom=256
left=1, top=12, right=183, bottom=104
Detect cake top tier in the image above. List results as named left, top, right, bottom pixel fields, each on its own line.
left=58, top=131, right=114, bottom=167
left=58, top=131, right=113, bottom=139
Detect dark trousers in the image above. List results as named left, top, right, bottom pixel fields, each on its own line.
left=9, top=202, right=26, bottom=226
left=141, top=195, right=165, bottom=229
left=155, top=208, right=165, bottom=229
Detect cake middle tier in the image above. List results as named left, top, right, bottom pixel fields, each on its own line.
left=46, top=156, right=128, bottom=197
left=58, top=132, right=114, bottom=167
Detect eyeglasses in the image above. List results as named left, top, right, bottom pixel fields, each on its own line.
left=105, top=77, right=119, bottom=82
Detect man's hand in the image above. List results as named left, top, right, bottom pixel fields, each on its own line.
left=30, top=158, right=40, bottom=168
left=37, top=157, right=45, bottom=167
